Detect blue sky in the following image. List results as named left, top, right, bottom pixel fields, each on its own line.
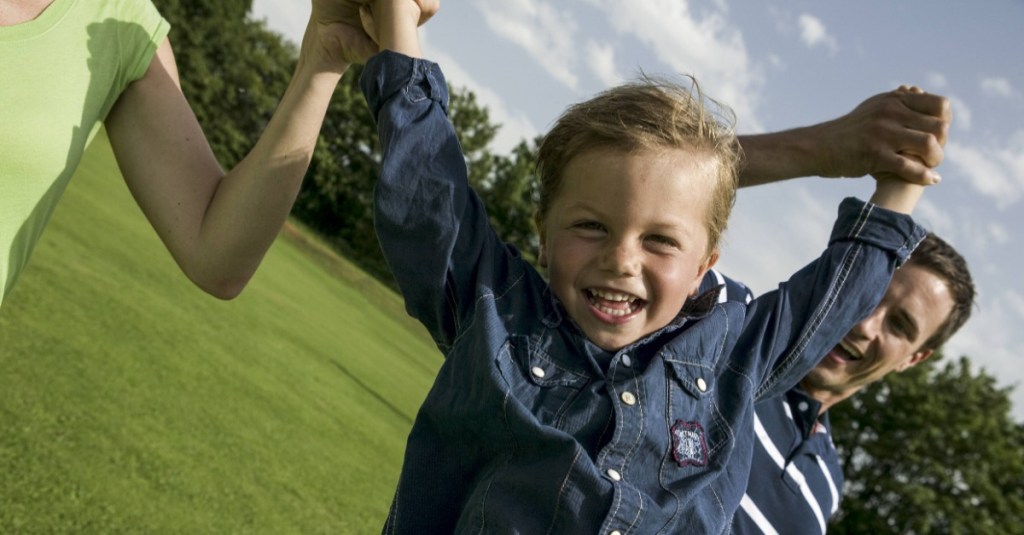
left=252, top=0, right=1024, bottom=420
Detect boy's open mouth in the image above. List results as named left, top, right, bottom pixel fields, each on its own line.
left=585, top=288, right=646, bottom=317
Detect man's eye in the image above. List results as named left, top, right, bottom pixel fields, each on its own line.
left=887, top=316, right=909, bottom=336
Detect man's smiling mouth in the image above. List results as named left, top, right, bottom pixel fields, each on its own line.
left=835, top=340, right=864, bottom=361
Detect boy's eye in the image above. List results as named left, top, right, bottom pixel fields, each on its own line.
left=573, top=221, right=606, bottom=232
left=645, top=235, right=679, bottom=248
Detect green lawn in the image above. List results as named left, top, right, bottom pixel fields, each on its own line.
left=0, top=130, right=440, bottom=533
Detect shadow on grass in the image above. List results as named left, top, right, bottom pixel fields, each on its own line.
left=332, top=359, right=413, bottom=424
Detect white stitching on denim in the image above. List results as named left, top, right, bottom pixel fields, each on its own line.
left=476, top=389, right=519, bottom=534
left=445, top=267, right=526, bottom=351
left=759, top=202, right=873, bottom=397
left=544, top=448, right=583, bottom=535
left=709, top=484, right=728, bottom=535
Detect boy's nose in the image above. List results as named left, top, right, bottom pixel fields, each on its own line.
left=601, top=240, right=642, bottom=277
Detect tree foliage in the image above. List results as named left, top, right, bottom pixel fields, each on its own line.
left=830, top=354, right=1024, bottom=534
left=152, top=0, right=295, bottom=168
left=290, top=67, right=541, bottom=283
left=153, top=0, right=541, bottom=286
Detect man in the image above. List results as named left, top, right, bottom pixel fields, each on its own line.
left=732, top=233, right=976, bottom=534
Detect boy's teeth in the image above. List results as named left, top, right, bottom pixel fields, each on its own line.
left=595, top=301, right=637, bottom=316
left=591, top=289, right=635, bottom=302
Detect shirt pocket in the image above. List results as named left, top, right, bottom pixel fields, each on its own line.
left=495, top=334, right=590, bottom=428
left=663, top=360, right=719, bottom=466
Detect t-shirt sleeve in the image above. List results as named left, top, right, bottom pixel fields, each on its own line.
left=116, top=0, right=171, bottom=93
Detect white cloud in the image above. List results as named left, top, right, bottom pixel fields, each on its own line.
left=943, top=291, right=1024, bottom=421
left=988, top=222, right=1010, bottom=244
left=925, top=72, right=948, bottom=90
left=475, top=0, right=580, bottom=89
left=1006, top=290, right=1024, bottom=321
left=913, top=197, right=955, bottom=236
left=586, top=40, right=622, bottom=87
left=422, top=39, right=540, bottom=153
left=250, top=0, right=308, bottom=45
left=718, top=184, right=835, bottom=295
left=797, top=13, right=839, bottom=56
left=980, top=77, right=1015, bottom=98
left=946, top=132, right=1024, bottom=207
left=586, top=0, right=765, bottom=132
left=947, top=95, right=973, bottom=132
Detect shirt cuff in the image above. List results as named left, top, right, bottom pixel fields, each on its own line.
left=361, top=50, right=449, bottom=121
left=830, top=197, right=927, bottom=266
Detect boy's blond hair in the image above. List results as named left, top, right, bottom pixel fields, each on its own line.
left=535, top=75, right=741, bottom=256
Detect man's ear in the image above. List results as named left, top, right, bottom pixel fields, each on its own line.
left=898, top=348, right=934, bottom=372
left=535, top=212, right=548, bottom=268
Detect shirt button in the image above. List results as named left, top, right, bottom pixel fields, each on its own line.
left=621, top=391, right=637, bottom=406
left=798, top=401, right=809, bottom=412
left=696, top=377, right=708, bottom=392
left=611, top=531, right=623, bottom=535
left=531, top=366, right=546, bottom=379
left=606, top=468, right=622, bottom=481
left=621, top=354, right=632, bottom=367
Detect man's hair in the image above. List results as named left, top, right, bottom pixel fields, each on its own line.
left=908, top=233, right=976, bottom=351
left=535, top=75, right=741, bottom=256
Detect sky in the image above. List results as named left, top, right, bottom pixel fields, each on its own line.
left=251, top=0, right=1024, bottom=420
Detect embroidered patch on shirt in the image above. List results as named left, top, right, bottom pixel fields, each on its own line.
left=671, top=420, right=708, bottom=467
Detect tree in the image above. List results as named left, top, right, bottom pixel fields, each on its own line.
left=829, top=354, right=1024, bottom=534
left=152, top=0, right=295, bottom=168
left=292, top=68, right=543, bottom=284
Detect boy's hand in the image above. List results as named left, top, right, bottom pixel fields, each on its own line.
left=816, top=86, right=951, bottom=185
left=300, top=1, right=439, bottom=74
left=360, top=0, right=439, bottom=58
left=312, top=0, right=437, bottom=28
left=869, top=176, right=925, bottom=215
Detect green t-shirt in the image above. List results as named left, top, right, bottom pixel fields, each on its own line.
left=0, top=0, right=169, bottom=307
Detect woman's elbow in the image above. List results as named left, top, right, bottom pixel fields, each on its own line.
left=190, top=271, right=252, bottom=301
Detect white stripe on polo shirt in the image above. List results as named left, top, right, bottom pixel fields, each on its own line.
left=753, top=412, right=827, bottom=533
left=816, top=455, right=840, bottom=514
left=740, top=494, right=780, bottom=535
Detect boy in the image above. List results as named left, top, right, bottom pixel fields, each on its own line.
left=359, top=1, right=927, bottom=532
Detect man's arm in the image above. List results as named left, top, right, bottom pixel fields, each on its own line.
left=738, top=87, right=951, bottom=187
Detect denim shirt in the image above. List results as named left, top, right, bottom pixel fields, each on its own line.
left=362, top=51, right=925, bottom=535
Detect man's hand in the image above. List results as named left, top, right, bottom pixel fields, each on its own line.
left=737, top=87, right=951, bottom=188
left=818, top=86, right=950, bottom=184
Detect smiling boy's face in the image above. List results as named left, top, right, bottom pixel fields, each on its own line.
left=537, top=147, right=719, bottom=352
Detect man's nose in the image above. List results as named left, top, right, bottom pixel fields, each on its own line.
left=850, top=307, right=884, bottom=340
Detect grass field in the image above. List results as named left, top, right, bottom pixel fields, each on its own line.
left=0, top=130, right=440, bottom=533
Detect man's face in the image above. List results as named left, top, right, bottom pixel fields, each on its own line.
left=803, top=263, right=954, bottom=398
left=537, top=147, right=718, bottom=352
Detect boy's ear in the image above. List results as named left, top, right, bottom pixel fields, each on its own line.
left=535, top=212, right=549, bottom=268
left=688, top=250, right=719, bottom=296
left=897, top=348, right=934, bottom=372
left=701, top=250, right=720, bottom=274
